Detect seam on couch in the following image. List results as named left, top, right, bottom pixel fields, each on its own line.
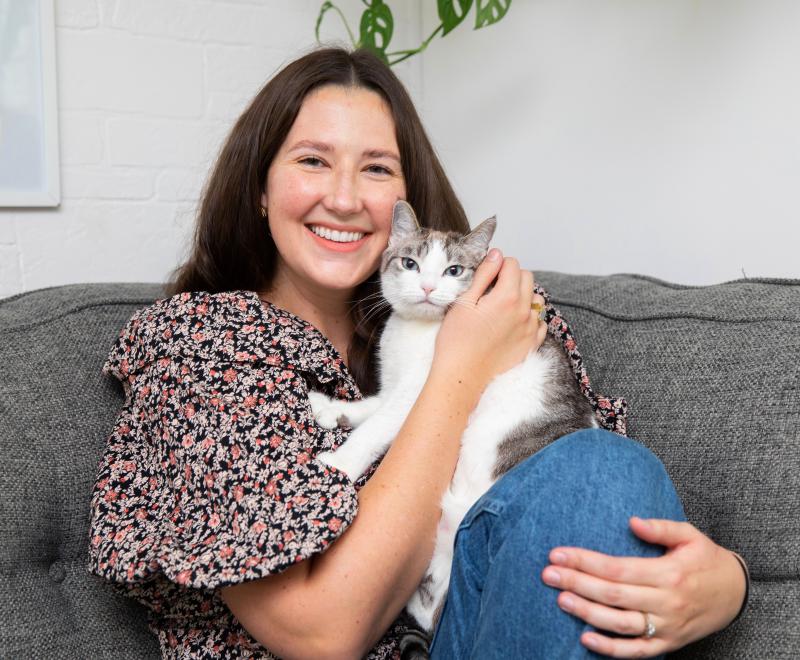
left=0, top=300, right=159, bottom=333
left=549, top=299, right=800, bottom=324
left=614, top=273, right=800, bottom=289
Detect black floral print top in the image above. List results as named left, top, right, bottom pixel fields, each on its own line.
left=88, top=288, right=626, bottom=659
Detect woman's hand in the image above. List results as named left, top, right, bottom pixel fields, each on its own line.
left=541, top=517, right=747, bottom=658
left=432, top=249, right=548, bottom=390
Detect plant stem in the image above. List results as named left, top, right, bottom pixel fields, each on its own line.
left=316, top=1, right=357, bottom=47
left=387, top=23, right=444, bottom=65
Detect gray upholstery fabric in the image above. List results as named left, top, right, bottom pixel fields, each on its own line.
left=0, top=284, right=164, bottom=659
left=536, top=272, right=800, bottom=658
left=0, top=276, right=797, bottom=658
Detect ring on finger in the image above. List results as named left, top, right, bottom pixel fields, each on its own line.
left=641, top=611, right=656, bottom=639
left=530, top=301, right=546, bottom=321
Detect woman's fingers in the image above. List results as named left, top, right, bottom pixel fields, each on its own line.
left=580, top=631, right=667, bottom=659
left=460, top=248, right=503, bottom=304
left=629, top=517, right=699, bottom=547
left=557, top=591, right=663, bottom=639
left=542, top=565, right=662, bottom=612
left=547, top=546, right=669, bottom=588
left=519, top=268, right=534, bottom=306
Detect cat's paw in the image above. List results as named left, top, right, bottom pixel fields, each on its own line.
left=316, top=450, right=358, bottom=481
left=308, top=391, right=345, bottom=429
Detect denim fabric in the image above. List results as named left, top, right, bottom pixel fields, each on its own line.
left=429, top=428, right=686, bottom=660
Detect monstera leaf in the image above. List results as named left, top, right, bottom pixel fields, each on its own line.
left=314, top=0, right=511, bottom=66
left=358, top=0, right=394, bottom=63
left=438, top=0, right=473, bottom=36
left=475, top=0, right=511, bottom=29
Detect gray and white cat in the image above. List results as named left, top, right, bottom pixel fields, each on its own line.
left=309, top=200, right=597, bottom=641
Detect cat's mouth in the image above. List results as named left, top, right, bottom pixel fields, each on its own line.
left=414, top=299, right=448, bottom=317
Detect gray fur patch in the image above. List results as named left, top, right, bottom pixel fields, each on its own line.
left=493, top=336, right=597, bottom=478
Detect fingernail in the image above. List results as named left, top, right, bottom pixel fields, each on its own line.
left=560, top=594, right=574, bottom=612
left=486, top=248, right=501, bottom=262
left=542, top=568, right=560, bottom=586
left=551, top=551, right=568, bottom=565
left=583, top=634, right=600, bottom=650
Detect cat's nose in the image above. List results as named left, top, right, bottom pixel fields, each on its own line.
left=422, top=286, right=435, bottom=297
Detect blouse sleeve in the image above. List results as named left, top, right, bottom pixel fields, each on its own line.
left=534, top=284, right=629, bottom=435
left=89, top=312, right=359, bottom=591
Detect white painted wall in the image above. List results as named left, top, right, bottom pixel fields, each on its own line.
left=2, top=1, right=798, bottom=296
left=0, top=0, right=422, bottom=297
left=418, top=0, right=800, bottom=285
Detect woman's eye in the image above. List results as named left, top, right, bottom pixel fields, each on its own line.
left=401, top=257, right=419, bottom=271
left=299, top=156, right=325, bottom=167
left=445, top=265, right=464, bottom=277
left=365, top=164, right=392, bottom=176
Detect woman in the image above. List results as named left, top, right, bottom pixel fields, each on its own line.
left=89, top=48, right=747, bottom=659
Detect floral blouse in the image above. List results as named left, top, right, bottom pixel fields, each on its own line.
left=88, top=288, right=626, bottom=659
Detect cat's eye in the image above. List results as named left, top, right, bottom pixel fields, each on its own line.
left=444, top=265, right=464, bottom=277
left=401, top=257, right=419, bottom=271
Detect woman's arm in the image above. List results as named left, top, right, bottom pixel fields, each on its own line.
left=222, top=252, right=548, bottom=659
left=541, top=517, right=748, bottom=658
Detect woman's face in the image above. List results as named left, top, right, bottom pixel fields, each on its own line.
left=263, top=84, right=406, bottom=300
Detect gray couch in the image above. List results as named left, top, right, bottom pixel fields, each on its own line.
left=1, top=275, right=798, bottom=659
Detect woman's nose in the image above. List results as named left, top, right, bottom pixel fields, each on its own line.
left=324, top=170, right=363, bottom=216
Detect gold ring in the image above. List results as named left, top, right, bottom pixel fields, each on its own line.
left=531, top=302, right=545, bottom=320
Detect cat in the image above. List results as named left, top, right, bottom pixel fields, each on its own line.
left=309, top=200, right=597, bottom=654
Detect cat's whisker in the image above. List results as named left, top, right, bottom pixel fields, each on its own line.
left=350, top=291, right=387, bottom=305
left=359, top=300, right=392, bottom=327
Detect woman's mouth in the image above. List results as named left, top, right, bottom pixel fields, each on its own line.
left=306, top=224, right=370, bottom=252
left=308, top=225, right=365, bottom=243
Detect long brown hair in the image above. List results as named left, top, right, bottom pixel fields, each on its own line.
left=169, top=47, right=469, bottom=393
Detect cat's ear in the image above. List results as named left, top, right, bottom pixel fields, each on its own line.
left=390, top=200, right=420, bottom=239
left=462, top=216, right=497, bottom=254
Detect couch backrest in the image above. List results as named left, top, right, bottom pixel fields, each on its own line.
left=1, top=277, right=798, bottom=659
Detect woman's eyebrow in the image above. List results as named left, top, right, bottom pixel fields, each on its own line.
left=287, top=139, right=331, bottom=153
left=363, top=149, right=401, bottom=163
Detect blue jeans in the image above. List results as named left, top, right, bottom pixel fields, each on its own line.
left=429, top=428, right=686, bottom=660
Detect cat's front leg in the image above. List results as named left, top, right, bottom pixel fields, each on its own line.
left=406, top=525, right=457, bottom=634
left=316, top=402, right=406, bottom=481
left=308, top=391, right=382, bottom=429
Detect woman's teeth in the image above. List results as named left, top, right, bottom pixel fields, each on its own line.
left=309, top=225, right=365, bottom=243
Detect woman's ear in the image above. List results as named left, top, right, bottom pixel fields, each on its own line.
left=260, top=191, right=268, bottom=208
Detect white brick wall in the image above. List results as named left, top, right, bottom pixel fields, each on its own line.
left=0, top=0, right=422, bottom=297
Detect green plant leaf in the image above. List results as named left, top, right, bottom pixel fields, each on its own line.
left=315, top=1, right=357, bottom=46
left=475, top=0, right=511, bottom=29
left=315, top=1, right=333, bottom=42
left=438, top=0, right=473, bottom=36
left=358, top=0, right=393, bottom=63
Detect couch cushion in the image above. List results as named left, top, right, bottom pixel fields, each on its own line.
left=1, top=277, right=798, bottom=658
left=0, top=284, right=164, bottom=659
left=536, top=272, right=800, bottom=657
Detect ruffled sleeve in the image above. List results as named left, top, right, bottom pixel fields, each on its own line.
left=89, top=295, right=359, bottom=591
left=535, top=284, right=629, bottom=436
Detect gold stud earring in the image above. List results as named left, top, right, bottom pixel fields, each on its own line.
left=260, top=206, right=267, bottom=218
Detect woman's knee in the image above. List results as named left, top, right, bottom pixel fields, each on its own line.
left=507, top=428, right=664, bottom=488
left=488, top=427, right=685, bottom=523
